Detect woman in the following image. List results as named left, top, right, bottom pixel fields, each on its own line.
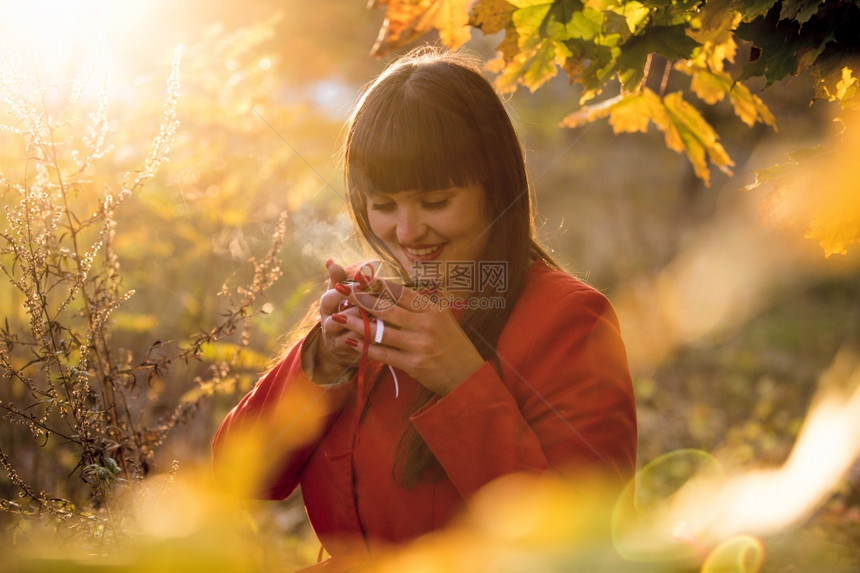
left=212, top=47, right=637, bottom=569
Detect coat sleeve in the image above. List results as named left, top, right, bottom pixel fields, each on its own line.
left=211, top=327, right=353, bottom=499
left=409, top=286, right=637, bottom=501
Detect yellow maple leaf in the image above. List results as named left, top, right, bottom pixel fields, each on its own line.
left=433, top=0, right=474, bottom=50
left=689, top=68, right=728, bottom=105
left=680, top=63, right=777, bottom=129
left=756, top=106, right=860, bottom=257
left=608, top=89, right=664, bottom=134
left=813, top=64, right=859, bottom=106
left=563, top=89, right=734, bottom=186
left=834, top=66, right=858, bottom=103
left=470, top=0, right=516, bottom=35
left=804, top=109, right=860, bottom=257
left=661, top=92, right=734, bottom=186
left=370, top=0, right=473, bottom=56
left=493, top=47, right=536, bottom=93
left=560, top=93, right=624, bottom=128
left=729, top=82, right=777, bottom=129
left=370, top=0, right=436, bottom=56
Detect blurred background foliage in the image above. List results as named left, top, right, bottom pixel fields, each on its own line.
left=0, top=0, right=858, bottom=571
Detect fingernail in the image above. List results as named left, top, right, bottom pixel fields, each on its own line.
left=353, top=270, right=371, bottom=290
left=345, top=338, right=359, bottom=348
left=334, top=283, right=351, bottom=296
left=325, top=258, right=334, bottom=268
left=331, top=313, right=347, bottom=324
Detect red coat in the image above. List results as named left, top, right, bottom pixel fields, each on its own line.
left=212, top=261, right=637, bottom=562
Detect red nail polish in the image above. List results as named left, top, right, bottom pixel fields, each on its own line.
left=353, top=270, right=371, bottom=290
left=331, top=313, right=347, bottom=324
left=345, top=338, right=359, bottom=348
left=335, top=283, right=351, bottom=296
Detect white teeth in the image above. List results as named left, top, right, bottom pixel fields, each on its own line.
left=405, top=245, right=441, bottom=256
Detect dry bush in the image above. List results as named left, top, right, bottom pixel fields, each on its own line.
left=0, top=39, right=286, bottom=546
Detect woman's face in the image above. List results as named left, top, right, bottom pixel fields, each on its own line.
left=365, top=183, right=492, bottom=288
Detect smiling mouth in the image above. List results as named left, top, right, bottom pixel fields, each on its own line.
left=404, top=245, right=441, bottom=256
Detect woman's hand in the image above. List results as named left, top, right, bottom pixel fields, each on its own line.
left=310, top=259, right=363, bottom=385
left=332, top=279, right=485, bottom=396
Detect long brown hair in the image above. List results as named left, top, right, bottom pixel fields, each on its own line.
left=343, top=47, right=557, bottom=486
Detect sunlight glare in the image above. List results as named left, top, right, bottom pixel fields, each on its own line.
left=703, top=349, right=860, bottom=539
left=0, top=0, right=168, bottom=88
left=700, top=535, right=765, bottom=573
left=616, top=349, right=860, bottom=563
left=2, top=1, right=108, bottom=58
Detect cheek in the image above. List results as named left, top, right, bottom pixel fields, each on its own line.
left=367, top=212, right=389, bottom=240
left=463, top=211, right=492, bottom=253
left=459, top=205, right=490, bottom=238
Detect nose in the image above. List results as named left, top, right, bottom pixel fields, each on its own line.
left=395, top=206, right=425, bottom=244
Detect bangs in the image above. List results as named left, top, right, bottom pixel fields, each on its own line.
left=346, top=84, right=489, bottom=195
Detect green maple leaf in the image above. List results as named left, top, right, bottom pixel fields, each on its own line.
left=523, top=38, right=564, bottom=88
left=646, top=0, right=700, bottom=26
left=616, top=25, right=700, bottom=90
left=737, top=0, right=779, bottom=22
left=575, top=35, right=622, bottom=97
left=510, top=0, right=555, bottom=50
left=736, top=6, right=801, bottom=84
left=779, top=0, right=823, bottom=25
left=545, top=1, right=602, bottom=41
